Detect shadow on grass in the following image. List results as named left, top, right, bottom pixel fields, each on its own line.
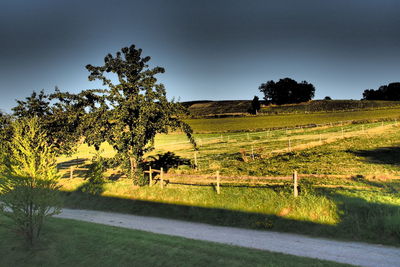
left=143, top=152, right=192, bottom=172
left=349, top=146, right=400, bottom=166
left=57, top=158, right=88, bottom=170
left=350, top=175, right=400, bottom=194
left=59, top=186, right=400, bottom=246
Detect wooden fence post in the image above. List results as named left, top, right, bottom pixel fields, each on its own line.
left=288, top=138, right=291, bottom=152
left=382, top=121, right=384, bottom=127
left=149, top=166, right=153, bottom=187
left=247, top=133, right=250, bottom=141
left=293, top=171, right=298, bottom=197
left=216, top=171, right=220, bottom=194
left=70, top=166, right=74, bottom=179
left=251, top=145, right=254, bottom=160
left=160, top=167, right=164, bottom=189
left=319, top=134, right=322, bottom=143
left=341, top=127, right=344, bottom=137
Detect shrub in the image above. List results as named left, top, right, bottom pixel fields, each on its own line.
left=0, top=117, right=62, bottom=246
left=79, top=153, right=106, bottom=195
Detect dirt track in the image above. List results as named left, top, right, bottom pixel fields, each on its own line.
left=56, top=208, right=400, bottom=267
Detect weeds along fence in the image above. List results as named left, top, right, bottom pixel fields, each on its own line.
left=157, top=118, right=398, bottom=149
left=143, top=168, right=380, bottom=196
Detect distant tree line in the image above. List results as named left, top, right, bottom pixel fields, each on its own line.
left=362, top=82, right=400, bottom=101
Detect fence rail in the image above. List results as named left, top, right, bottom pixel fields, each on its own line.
left=144, top=168, right=389, bottom=196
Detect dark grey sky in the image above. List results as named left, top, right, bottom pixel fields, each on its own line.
left=0, top=0, right=399, bottom=112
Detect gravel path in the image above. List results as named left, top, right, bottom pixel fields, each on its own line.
left=56, top=208, right=400, bottom=267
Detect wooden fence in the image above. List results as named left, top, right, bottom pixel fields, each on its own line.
left=145, top=167, right=305, bottom=197
left=142, top=167, right=393, bottom=196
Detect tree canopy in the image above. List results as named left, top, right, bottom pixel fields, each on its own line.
left=259, top=78, right=315, bottom=105
left=85, top=45, right=196, bottom=184
left=11, top=88, right=100, bottom=155
left=362, top=82, right=400, bottom=101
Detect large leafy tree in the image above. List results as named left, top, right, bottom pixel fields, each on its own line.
left=85, top=45, right=196, bottom=184
left=259, top=78, right=315, bottom=105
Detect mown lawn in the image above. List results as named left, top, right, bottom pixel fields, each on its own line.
left=0, top=216, right=350, bottom=267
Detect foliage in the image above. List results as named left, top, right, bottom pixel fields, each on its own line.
left=79, top=152, right=106, bottom=195
left=85, top=44, right=196, bottom=184
left=0, top=112, right=13, bottom=173
left=259, top=78, right=315, bottom=105
left=324, top=96, right=332, bottom=100
left=11, top=88, right=92, bottom=155
left=363, top=82, right=400, bottom=100
left=249, top=96, right=261, bottom=114
left=0, top=117, right=62, bottom=246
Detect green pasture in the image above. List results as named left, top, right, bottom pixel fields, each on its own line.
left=59, top=120, right=398, bottom=178
left=54, top=110, right=400, bottom=246
left=185, top=107, right=400, bottom=133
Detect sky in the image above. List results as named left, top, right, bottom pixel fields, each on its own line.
left=0, top=0, right=399, bottom=112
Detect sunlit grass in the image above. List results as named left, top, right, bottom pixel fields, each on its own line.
left=185, top=108, right=400, bottom=133
left=58, top=178, right=338, bottom=226
left=55, top=112, right=400, bottom=246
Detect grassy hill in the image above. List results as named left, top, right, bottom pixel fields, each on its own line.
left=182, top=100, right=400, bottom=117
left=261, top=100, right=400, bottom=114
left=184, top=108, right=400, bottom=133
left=182, top=100, right=252, bottom=117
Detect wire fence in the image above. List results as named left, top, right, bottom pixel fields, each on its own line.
left=154, top=118, right=398, bottom=156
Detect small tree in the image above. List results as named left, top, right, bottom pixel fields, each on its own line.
left=85, top=45, right=196, bottom=184
left=249, top=96, right=261, bottom=115
left=259, top=78, right=315, bottom=105
left=0, top=117, right=62, bottom=246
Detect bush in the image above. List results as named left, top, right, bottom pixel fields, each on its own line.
left=0, top=117, right=62, bottom=246
left=79, top=153, right=106, bottom=195
left=132, top=168, right=148, bottom=186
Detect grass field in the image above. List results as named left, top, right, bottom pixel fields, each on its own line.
left=55, top=121, right=400, bottom=246
left=183, top=100, right=400, bottom=118
left=54, top=109, right=400, bottom=247
left=0, top=216, right=350, bottom=267
left=184, top=107, right=400, bottom=133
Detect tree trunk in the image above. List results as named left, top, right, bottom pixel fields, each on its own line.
left=129, top=156, right=137, bottom=178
